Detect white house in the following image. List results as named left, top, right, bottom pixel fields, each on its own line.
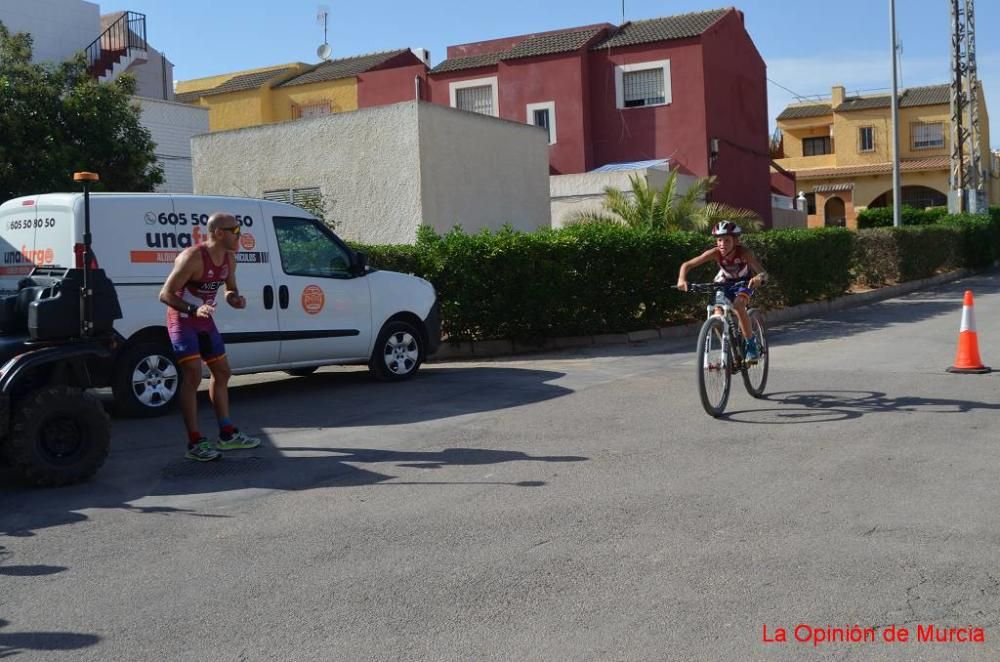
left=192, top=101, right=551, bottom=244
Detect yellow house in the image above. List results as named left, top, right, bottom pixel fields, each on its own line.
left=175, top=50, right=422, bottom=132
left=775, top=83, right=997, bottom=228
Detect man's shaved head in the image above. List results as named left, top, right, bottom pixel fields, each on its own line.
left=207, top=213, right=237, bottom=232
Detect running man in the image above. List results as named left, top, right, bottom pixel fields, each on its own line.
left=159, top=212, right=261, bottom=461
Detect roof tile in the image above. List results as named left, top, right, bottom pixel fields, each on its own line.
left=278, top=50, right=408, bottom=87
left=430, top=51, right=504, bottom=74
left=792, top=156, right=950, bottom=179
left=503, top=28, right=604, bottom=61
left=175, top=68, right=296, bottom=103
left=777, top=104, right=833, bottom=121
left=590, top=8, right=729, bottom=49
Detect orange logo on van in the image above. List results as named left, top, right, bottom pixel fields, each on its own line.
left=240, top=232, right=256, bottom=251
left=301, top=285, right=325, bottom=315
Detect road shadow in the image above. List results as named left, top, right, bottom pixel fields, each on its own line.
left=176, top=364, right=571, bottom=430
left=0, top=619, right=99, bottom=658
left=1, top=444, right=586, bottom=537
left=0, top=364, right=588, bottom=537
left=722, top=389, right=1000, bottom=424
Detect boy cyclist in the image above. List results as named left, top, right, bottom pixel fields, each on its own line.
left=676, top=221, right=767, bottom=361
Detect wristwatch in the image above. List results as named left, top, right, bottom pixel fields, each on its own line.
left=186, top=303, right=198, bottom=315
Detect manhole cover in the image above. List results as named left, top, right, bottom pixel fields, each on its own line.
left=160, top=456, right=273, bottom=480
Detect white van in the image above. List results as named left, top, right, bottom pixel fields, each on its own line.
left=0, top=193, right=440, bottom=416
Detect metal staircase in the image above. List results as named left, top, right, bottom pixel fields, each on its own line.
left=84, top=11, right=148, bottom=81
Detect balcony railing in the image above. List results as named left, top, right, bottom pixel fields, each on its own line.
left=84, top=11, right=147, bottom=79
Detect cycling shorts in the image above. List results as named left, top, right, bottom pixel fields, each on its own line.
left=168, top=318, right=226, bottom=365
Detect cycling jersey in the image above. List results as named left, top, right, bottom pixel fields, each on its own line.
left=713, top=245, right=754, bottom=283
left=167, top=246, right=230, bottom=364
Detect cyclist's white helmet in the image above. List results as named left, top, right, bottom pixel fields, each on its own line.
left=711, top=220, right=742, bottom=237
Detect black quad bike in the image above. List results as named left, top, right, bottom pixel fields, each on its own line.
left=0, top=173, right=122, bottom=487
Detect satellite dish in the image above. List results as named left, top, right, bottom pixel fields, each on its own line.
left=316, top=5, right=331, bottom=61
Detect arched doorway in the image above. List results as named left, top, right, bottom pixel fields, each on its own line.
left=824, top=197, right=846, bottom=227
left=868, top=185, right=948, bottom=209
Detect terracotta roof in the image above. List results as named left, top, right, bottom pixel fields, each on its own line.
left=432, top=8, right=728, bottom=74
left=278, top=50, right=409, bottom=87
left=792, top=156, right=950, bottom=179
left=777, top=104, right=833, bottom=121
left=175, top=67, right=297, bottom=103
left=430, top=51, right=504, bottom=74
left=835, top=84, right=950, bottom=112
left=591, top=8, right=729, bottom=49
left=898, top=84, right=951, bottom=108
left=504, top=27, right=605, bottom=61
left=813, top=183, right=855, bottom=192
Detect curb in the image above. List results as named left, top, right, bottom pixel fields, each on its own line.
left=428, top=268, right=975, bottom=362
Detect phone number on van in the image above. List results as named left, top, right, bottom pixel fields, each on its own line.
left=7, top=217, right=56, bottom=230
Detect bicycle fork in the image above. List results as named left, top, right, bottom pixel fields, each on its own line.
left=704, top=305, right=732, bottom=371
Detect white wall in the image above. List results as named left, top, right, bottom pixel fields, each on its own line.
left=192, top=101, right=551, bottom=244
left=0, top=0, right=100, bottom=65
left=127, top=45, right=175, bottom=101
left=417, top=103, right=550, bottom=235
left=193, top=103, right=424, bottom=244
left=136, top=97, right=208, bottom=194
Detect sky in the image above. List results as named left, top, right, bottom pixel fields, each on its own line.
left=114, top=0, right=998, bottom=147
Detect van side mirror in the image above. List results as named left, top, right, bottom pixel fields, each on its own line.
left=351, top=251, right=368, bottom=276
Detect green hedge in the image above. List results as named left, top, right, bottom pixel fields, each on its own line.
left=852, top=211, right=1000, bottom=287
left=356, top=212, right=998, bottom=342
left=360, top=224, right=852, bottom=342
left=856, top=205, right=949, bottom=228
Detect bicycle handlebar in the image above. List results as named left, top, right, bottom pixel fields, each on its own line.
left=673, top=281, right=748, bottom=293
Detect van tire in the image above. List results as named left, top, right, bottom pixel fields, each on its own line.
left=4, top=386, right=110, bottom=487
left=113, top=340, right=181, bottom=418
left=369, top=320, right=424, bottom=382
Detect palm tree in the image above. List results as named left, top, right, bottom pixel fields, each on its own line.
left=572, top=170, right=761, bottom=231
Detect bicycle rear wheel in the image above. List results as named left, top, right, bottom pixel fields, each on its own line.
left=741, top=310, right=769, bottom=398
left=696, top=317, right=731, bottom=417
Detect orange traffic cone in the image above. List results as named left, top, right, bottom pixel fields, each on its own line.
left=947, top=290, right=991, bottom=374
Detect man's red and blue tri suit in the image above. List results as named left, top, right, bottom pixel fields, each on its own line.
left=167, top=246, right=230, bottom=365
left=713, top=245, right=755, bottom=303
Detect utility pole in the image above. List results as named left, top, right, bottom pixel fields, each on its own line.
left=890, top=0, right=902, bottom=227
left=965, top=0, right=982, bottom=212
left=950, top=0, right=969, bottom=213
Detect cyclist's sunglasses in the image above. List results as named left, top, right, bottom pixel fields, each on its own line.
left=219, top=225, right=241, bottom=236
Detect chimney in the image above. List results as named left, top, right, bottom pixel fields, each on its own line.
left=832, top=85, right=846, bottom=108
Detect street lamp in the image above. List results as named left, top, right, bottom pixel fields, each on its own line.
left=890, top=0, right=902, bottom=227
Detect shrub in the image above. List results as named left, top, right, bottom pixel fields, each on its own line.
left=857, top=206, right=948, bottom=229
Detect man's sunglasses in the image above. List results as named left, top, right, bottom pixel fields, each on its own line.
left=219, top=225, right=241, bottom=236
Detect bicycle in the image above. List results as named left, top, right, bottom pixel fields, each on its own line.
left=677, top=281, right=769, bottom=417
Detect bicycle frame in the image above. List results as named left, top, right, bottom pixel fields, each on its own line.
left=702, top=288, right=747, bottom=371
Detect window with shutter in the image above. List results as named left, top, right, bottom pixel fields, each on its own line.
left=455, top=85, right=493, bottom=115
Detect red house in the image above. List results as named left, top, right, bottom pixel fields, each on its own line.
left=423, top=8, right=771, bottom=224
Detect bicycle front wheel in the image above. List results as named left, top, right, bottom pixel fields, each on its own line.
left=696, top=317, right=731, bottom=417
left=741, top=310, right=769, bottom=398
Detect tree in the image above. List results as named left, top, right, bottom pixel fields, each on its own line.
left=571, top=169, right=761, bottom=232
left=0, top=22, right=163, bottom=201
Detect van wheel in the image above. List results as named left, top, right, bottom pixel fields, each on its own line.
left=113, top=341, right=180, bottom=418
left=284, top=367, right=319, bottom=377
left=3, top=386, right=110, bottom=487
left=369, top=320, right=424, bottom=382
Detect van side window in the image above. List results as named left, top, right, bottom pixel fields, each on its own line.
left=273, top=217, right=352, bottom=278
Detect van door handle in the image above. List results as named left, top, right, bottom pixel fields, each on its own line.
left=263, top=285, right=274, bottom=309
left=279, top=285, right=289, bottom=309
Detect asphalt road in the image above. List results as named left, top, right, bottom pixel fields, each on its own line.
left=2, top=272, right=1000, bottom=661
